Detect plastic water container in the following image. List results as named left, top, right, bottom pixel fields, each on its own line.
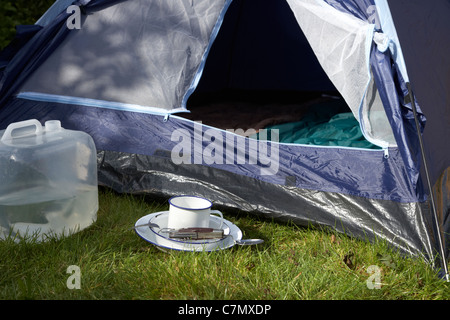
left=0, top=119, right=98, bottom=241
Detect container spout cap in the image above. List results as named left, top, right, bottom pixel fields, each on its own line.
left=45, top=120, right=62, bottom=132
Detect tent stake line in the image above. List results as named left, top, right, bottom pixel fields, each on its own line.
left=407, top=82, right=449, bottom=282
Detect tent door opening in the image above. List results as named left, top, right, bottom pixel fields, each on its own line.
left=183, top=0, right=380, bottom=149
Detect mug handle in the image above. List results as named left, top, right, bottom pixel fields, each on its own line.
left=210, top=210, right=223, bottom=229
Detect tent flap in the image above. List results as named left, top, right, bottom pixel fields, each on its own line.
left=286, top=0, right=396, bottom=148
left=7, top=0, right=229, bottom=112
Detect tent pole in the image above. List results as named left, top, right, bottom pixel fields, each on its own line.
left=406, top=82, right=449, bottom=282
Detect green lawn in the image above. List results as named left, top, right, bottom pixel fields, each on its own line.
left=0, top=187, right=448, bottom=300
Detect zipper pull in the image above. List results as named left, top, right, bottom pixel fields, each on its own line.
left=383, top=147, right=389, bottom=159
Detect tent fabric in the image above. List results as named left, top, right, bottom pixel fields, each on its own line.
left=0, top=0, right=122, bottom=107
left=0, top=25, right=42, bottom=70
left=387, top=0, right=450, bottom=187
left=18, top=0, right=231, bottom=112
left=0, top=0, right=448, bottom=276
left=0, top=96, right=413, bottom=201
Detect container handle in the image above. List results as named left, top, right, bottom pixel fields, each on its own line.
left=1, top=119, right=43, bottom=142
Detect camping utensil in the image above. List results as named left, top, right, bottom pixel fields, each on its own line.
left=165, top=227, right=263, bottom=245
left=164, top=227, right=225, bottom=240
left=131, top=222, right=160, bottom=230
left=234, top=238, right=264, bottom=245
left=225, top=234, right=264, bottom=246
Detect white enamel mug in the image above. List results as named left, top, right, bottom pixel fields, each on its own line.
left=167, top=195, right=223, bottom=230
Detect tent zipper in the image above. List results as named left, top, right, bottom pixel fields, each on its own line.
left=383, top=146, right=389, bottom=159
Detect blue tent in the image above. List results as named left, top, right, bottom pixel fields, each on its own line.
left=0, top=0, right=448, bottom=279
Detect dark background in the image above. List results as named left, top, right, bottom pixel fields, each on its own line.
left=0, top=0, right=55, bottom=50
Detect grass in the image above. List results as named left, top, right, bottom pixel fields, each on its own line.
left=0, top=187, right=448, bottom=300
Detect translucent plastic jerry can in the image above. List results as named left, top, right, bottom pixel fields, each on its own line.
left=0, top=119, right=98, bottom=241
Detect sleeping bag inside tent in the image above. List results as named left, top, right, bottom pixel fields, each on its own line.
left=0, top=0, right=448, bottom=277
